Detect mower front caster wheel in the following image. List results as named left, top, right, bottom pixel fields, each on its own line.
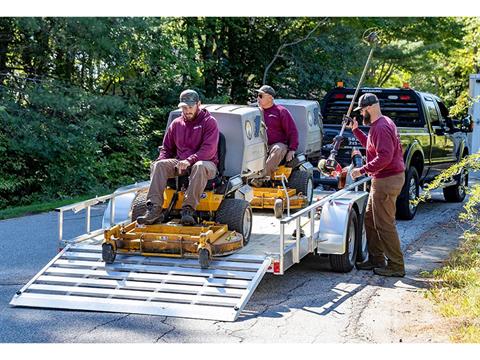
left=102, top=243, right=116, bottom=264
left=199, top=248, right=210, bottom=269
left=274, top=198, right=284, bottom=219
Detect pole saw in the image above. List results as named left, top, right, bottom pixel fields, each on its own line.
left=319, top=30, right=380, bottom=174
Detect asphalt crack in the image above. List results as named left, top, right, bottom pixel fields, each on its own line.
left=71, top=313, right=130, bottom=341
left=155, top=317, right=176, bottom=343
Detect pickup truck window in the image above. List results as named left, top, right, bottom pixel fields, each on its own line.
left=322, top=90, right=424, bottom=127
left=425, top=99, right=444, bottom=127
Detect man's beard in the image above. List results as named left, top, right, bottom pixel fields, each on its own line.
left=362, top=110, right=371, bottom=126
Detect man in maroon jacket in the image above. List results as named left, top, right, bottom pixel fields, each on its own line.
left=350, top=93, right=406, bottom=277
left=252, top=85, right=299, bottom=186
left=137, top=89, right=219, bottom=226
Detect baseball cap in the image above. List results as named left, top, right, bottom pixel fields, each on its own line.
left=254, top=85, right=276, bottom=97
left=178, top=89, right=200, bottom=107
left=354, top=93, right=379, bottom=111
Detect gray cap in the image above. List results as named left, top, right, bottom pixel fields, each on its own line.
left=178, top=89, right=200, bottom=107
left=255, top=85, right=276, bottom=97
left=354, top=93, right=379, bottom=111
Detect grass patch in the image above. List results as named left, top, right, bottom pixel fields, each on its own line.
left=0, top=193, right=109, bottom=220
left=425, top=231, right=480, bottom=342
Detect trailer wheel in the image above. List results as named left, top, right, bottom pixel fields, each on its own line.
left=396, top=167, right=419, bottom=220
left=102, top=243, right=116, bottom=264
left=329, top=210, right=359, bottom=273
left=198, top=248, right=210, bottom=269
left=289, top=170, right=314, bottom=205
left=131, top=190, right=148, bottom=222
left=356, top=222, right=368, bottom=263
left=215, top=199, right=253, bottom=245
left=443, top=167, right=468, bottom=202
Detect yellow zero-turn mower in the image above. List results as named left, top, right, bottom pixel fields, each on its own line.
left=250, top=154, right=314, bottom=219
left=102, top=133, right=253, bottom=269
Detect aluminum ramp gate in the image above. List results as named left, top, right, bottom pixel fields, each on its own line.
left=10, top=243, right=271, bottom=321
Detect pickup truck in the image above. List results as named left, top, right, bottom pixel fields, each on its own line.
left=320, top=85, right=474, bottom=220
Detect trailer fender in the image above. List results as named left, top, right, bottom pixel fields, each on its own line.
left=316, top=190, right=368, bottom=255
left=102, top=181, right=150, bottom=229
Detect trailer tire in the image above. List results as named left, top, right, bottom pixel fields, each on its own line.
left=131, top=190, right=148, bottom=222
left=216, top=199, right=253, bottom=245
left=329, top=210, right=359, bottom=273
left=289, top=170, right=314, bottom=205
left=396, top=167, right=419, bottom=220
left=356, top=222, right=368, bottom=263
left=443, top=167, right=468, bottom=202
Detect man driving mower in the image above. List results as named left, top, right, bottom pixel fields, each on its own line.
left=251, top=85, right=299, bottom=186
left=137, top=89, right=219, bottom=226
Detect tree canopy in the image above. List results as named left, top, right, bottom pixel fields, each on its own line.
left=0, top=17, right=478, bottom=207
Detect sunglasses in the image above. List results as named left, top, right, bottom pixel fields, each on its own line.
left=257, top=93, right=268, bottom=99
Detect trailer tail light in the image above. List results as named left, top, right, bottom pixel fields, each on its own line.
left=273, top=260, right=281, bottom=274
left=400, top=95, right=411, bottom=101
left=333, top=93, right=346, bottom=99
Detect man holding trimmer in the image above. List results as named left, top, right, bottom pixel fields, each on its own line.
left=350, top=93, right=406, bottom=277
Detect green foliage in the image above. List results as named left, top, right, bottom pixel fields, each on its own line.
left=0, top=17, right=478, bottom=208
left=414, top=153, right=480, bottom=232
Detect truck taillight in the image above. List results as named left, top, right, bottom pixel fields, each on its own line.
left=336, top=81, right=344, bottom=88
left=400, top=95, right=411, bottom=101
left=333, top=93, right=345, bottom=99
left=402, top=82, right=410, bottom=89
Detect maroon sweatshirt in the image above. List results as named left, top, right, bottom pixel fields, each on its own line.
left=158, top=108, right=219, bottom=166
left=352, top=116, right=405, bottom=179
left=263, top=104, right=299, bottom=151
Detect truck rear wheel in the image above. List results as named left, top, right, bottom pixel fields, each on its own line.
left=131, top=190, right=148, bottom=222
left=289, top=170, right=314, bottom=205
left=443, top=167, right=468, bottom=202
left=329, top=210, right=359, bottom=272
left=396, top=167, right=419, bottom=220
left=215, top=199, right=253, bottom=245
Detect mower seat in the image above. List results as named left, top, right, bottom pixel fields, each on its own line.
left=166, top=132, right=226, bottom=192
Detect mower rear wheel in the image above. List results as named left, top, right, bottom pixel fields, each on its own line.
left=131, top=190, right=148, bottom=222
left=215, top=198, right=253, bottom=245
left=289, top=170, right=314, bottom=205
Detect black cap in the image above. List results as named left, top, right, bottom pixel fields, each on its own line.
left=255, top=85, right=276, bottom=97
left=354, top=93, right=379, bottom=111
left=178, top=89, right=200, bottom=107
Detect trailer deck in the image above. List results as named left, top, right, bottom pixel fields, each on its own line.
left=10, top=179, right=370, bottom=321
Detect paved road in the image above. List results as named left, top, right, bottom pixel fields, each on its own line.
left=0, top=187, right=471, bottom=343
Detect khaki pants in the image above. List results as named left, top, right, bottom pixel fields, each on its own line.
left=147, top=159, right=217, bottom=210
left=365, top=172, right=405, bottom=270
left=265, top=142, right=289, bottom=178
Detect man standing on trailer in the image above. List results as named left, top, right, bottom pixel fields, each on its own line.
left=252, top=85, right=299, bottom=186
left=137, top=89, right=219, bottom=226
left=350, top=93, right=406, bottom=277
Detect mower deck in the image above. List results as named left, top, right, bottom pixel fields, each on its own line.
left=103, top=221, right=244, bottom=261
left=251, top=187, right=307, bottom=209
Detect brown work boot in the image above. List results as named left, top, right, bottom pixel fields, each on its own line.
left=180, top=206, right=196, bottom=226
left=136, top=201, right=164, bottom=225
left=356, top=258, right=387, bottom=271
left=373, top=265, right=405, bottom=277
